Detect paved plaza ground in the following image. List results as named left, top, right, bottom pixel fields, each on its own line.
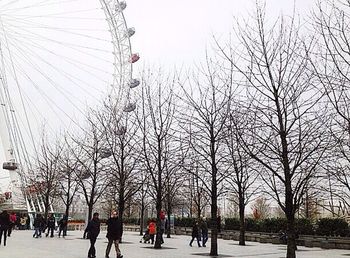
left=0, top=230, right=349, bottom=258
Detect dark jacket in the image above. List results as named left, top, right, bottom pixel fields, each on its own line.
left=34, top=216, right=42, bottom=228
left=106, top=217, right=122, bottom=240
left=0, top=211, right=11, bottom=229
left=86, top=218, right=100, bottom=238
left=47, top=216, right=56, bottom=229
left=200, top=221, right=208, bottom=234
left=58, top=217, right=68, bottom=229
left=191, top=223, right=199, bottom=238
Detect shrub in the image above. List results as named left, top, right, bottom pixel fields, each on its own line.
left=295, top=218, right=314, bottom=235
left=123, top=217, right=139, bottom=225
left=245, top=218, right=260, bottom=232
left=259, top=218, right=287, bottom=233
left=224, top=218, right=240, bottom=230
left=174, top=217, right=197, bottom=227
left=316, top=218, right=349, bottom=237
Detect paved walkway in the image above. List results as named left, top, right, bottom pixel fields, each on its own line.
left=0, top=230, right=349, bottom=258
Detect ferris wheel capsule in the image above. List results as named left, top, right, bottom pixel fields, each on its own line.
left=128, top=79, right=140, bottom=88
left=115, top=125, right=127, bottom=135
left=3, top=161, right=18, bottom=171
left=116, top=1, right=127, bottom=12
left=123, top=102, right=136, bottom=112
left=127, top=28, right=136, bottom=37
left=129, top=53, right=140, bottom=63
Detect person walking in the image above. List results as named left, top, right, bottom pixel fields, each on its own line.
left=189, top=221, right=201, bottom=247
left=86, top=212, right=100, bottom=258
left=105, top=211, right=123, bottom=258
left=33, top=214, right=42, bottom=238
left=7, top=212, right=16, bottom=237
left=160, top=210, right=166, bottom=244
left=58, top=215, right=68, bottom=237
left=46, top=213, right=56, bottom=237
left=148, top=219, right=156, bottom=244
left=200, top=218, right=208, bottom=247
left=0, top=210, right=11, bottom=246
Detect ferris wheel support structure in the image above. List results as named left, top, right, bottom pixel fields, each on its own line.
left=0, top=41, right=27, bottom=211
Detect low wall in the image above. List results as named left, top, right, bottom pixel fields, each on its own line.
left=67, top=223, right=139, bottom=232
left=173, top=227, right=350, bottom=250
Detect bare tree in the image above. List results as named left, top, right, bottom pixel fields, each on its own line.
left=56, top=136, right=81, bottom=218
left=312, top=0, right=350, bottom=216
left=178, top=55, right=233, bottom=256
left=137, top=69, right=177, bottom=249
left=224, top=112, right=258, bottom=245
left=251, top=196, right=270, bottom=220
left=69, top=116, right=111, bottom=226
left=134, top=170, right=151, bottom=236
left=163, top=148, right=185, bottom=238
left=217, top=5, right=330, bottom=258
left=95, top=103, right=141, bottom=235
left=30, top=134, right=62, bottom=220
left=181, top=151, right=210, bottom=219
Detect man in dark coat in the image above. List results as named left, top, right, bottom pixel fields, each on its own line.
left=33, top=214, right=42, bottom=238
left=189, top=221, right=201, bottom=247
left=105, top=211, right=123, bottom=258
left=58, top=215, right=68, bottom=237
left=200, top=218, right=208, bottom=247
left=86, top=212, right=100, bottom=258
left=46, top=213, right=55, bottom=237
left=0, top=210, right=11, bottom=246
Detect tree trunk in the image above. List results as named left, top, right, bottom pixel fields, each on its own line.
left=285, top=177, right=296, bottom=258
left=210, top=187, right=218, bottom=256
left=140, top=201, right=145, bottom=236
left=166, top=210, right=171, bottom=238
left=286, top=214, right=296, bottom=258
left=65, top=204, right=70, bottom=218
left=238, top=196, right=246, bottom=246
left=154, top=194, right=162, bottom=249
left=88, top=202, right=93, bottom=222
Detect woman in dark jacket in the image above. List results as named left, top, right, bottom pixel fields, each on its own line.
left=105, top=211, right=123, bottom=258
left=86, top=212, right=100, bottom=258
left=0, top=210, right=11, bottom=246
left=189, top=221, right=201, bottom=247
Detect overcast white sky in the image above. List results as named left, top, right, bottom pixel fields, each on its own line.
left=126, top=0, right=315, bottom=69
left=0, top=0, right=317, bottom=191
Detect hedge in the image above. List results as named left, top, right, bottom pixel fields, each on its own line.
left=174, top=217, right=197, bottom=227
left=316, top=218, right=349, bottom=237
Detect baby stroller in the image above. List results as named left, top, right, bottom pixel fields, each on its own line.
left=140, top=229, right=151, bottom=243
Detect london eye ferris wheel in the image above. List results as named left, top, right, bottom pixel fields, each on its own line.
left=0, top=0, right=139, bottom=211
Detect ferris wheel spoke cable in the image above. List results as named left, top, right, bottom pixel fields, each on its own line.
left=4, top=24, right=112, bottom=55
left=0, top=20, right=40, bottom=169
left=4, top=27, right=112, bottom=82
left=5, top=42, right=94, bottom=118
left=4, top=40, right=92, bottom=103
left=6, top=34, right=111, bottom=94
left=2, top=8, right=103, bottom=19
left=3, top=17, right=111, bottom=41
left=0, top=0, right=82, bottom=13
left=8, top=60, right=89, bottom=134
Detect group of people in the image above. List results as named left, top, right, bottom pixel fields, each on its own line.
left=189, top=218, right=209, bottom=247
left=0, top=210, right=20, bottom=246
left=85, top=211, right=123, bottom=258
left=32, top=213, right=68, bottom=238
